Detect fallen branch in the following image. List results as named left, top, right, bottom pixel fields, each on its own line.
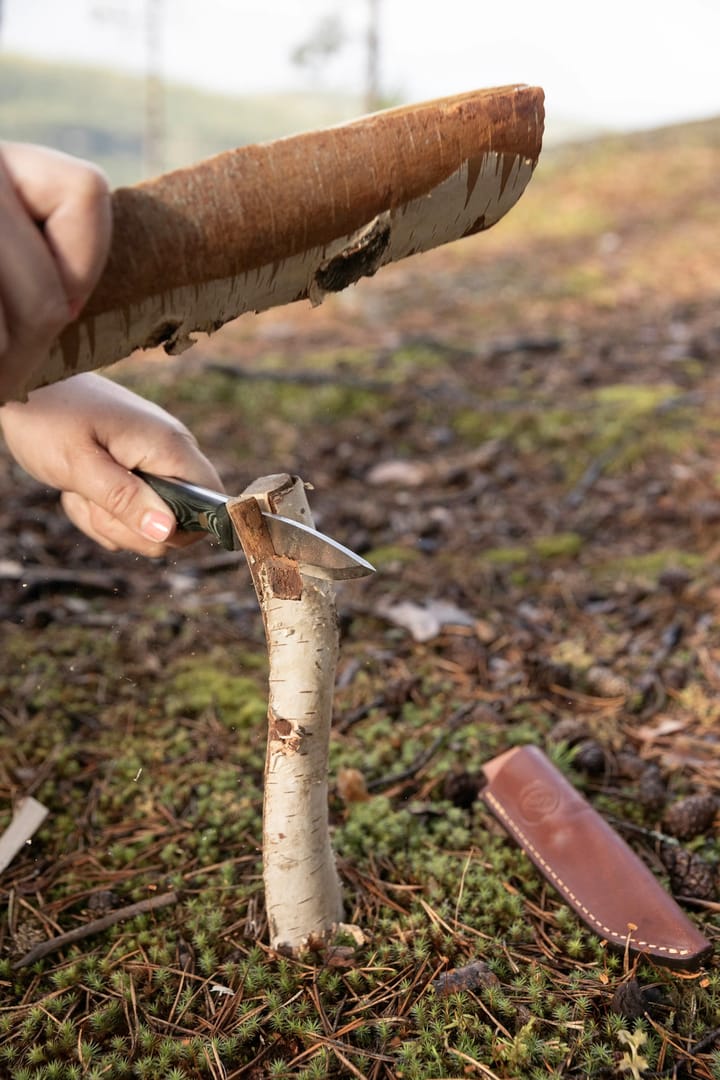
left=205, top=362, right=390, bottom=394
left=12, top=890, right=179, bottom=969
left=366, top=702, right=480, bottom=792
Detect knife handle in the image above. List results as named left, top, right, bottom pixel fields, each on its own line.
left=133, top=469, right=235, bottom=549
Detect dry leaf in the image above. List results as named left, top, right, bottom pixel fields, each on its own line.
left=375, top=598, right=476, bottom=643
left=366, top=460, right=430, bottom=486
left=336, top=767, right=370, bottom=803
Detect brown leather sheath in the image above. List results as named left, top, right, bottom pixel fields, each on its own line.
left=481, top=745, right=712, bottom=970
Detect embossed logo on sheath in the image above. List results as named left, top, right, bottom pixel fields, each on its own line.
left=518, top=780, right=562, bottom=824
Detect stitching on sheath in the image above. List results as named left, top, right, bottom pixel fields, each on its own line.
left=484, top=790, right=689, bottom=957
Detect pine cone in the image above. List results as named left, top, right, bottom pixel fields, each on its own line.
left=611, top=978, right=669, bottom=1021
left=547, top=716, right=589, bottom=747
left=442, top=770, right=481, bottom=810
left=660, top=844, right=717, bottom=900
left=611, top=979, right=651, bottom=1020
left=637, top=765, right=667, bottom=813
left=585, top=664, right=630, bottom=699
left=573, top=738, right=608, bottom=776
left=662, top=794, right=718, bottom=840
left=615, top=751, right=646, bottom=781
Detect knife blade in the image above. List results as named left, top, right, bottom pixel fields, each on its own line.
left=134, top=470, right=375, bottom=581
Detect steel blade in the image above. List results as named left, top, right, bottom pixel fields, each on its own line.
left=264, top=514, right=375, bottom=580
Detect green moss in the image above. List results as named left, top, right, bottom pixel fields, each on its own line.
left=533, top=532, right=584, bottom=559
left=169, top=370, right=383, bottom=424
left=482, top=546, right=529, bottom=565
left=362, top=544, right=421, bottom=568
left=591, top=383, right=678, bottom=412
left=164, top=654, right=266, bottom=728
left=594, top=549, right=705, bottom=584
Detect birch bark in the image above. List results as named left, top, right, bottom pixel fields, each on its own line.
left=227, top=474, right=343, bottom=951
left=10, top=84, right=544, bottom=401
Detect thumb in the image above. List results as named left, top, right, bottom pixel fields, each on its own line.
left=76, top=455, right=176, bottom=543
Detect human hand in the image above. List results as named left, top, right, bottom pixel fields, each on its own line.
left=0, top=373, right=223, bottom=556
left=0, top=142, right=111, bottom=402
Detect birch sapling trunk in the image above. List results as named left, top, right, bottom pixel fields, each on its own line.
left=227, top=474, right=343, bottom=952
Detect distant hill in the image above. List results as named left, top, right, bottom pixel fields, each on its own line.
left=0, top=53, right=364, bottom=185
left=4, top=52, right=715, bottom=191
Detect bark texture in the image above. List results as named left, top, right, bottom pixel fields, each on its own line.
left=227, top=475, right=343, bottom=952
left=16, top=84, right=544, bottom=400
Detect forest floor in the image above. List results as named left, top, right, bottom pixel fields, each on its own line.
left=1, top=116, right=720, bottom=1079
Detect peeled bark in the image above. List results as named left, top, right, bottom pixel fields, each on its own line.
left=18, top=84, right=544, bottom=401
left=227, top=474, right=343, bottom=952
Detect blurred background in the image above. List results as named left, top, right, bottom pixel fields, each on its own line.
left=2, top=0, right=720, bottom=184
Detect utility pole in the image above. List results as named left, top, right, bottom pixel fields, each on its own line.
left=144, top=0, right=165, bottom=176
left=365, top=0, right=381, bottom=113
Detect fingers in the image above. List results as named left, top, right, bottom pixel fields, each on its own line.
left=0, top=152, right=69, bottom=399
left=57, top=441, right=199, bottom=555
left=0, top=372, right=224, bottom=557
left=0, top=143, right=111, bottom=401
left=57, top=400, right=222, bottom=556
left=1, top=142, right=111, bottom=310
left=61, top=490, right=203, bottom=557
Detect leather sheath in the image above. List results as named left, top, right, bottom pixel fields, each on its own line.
left=481, top=745, right=712, bottom=970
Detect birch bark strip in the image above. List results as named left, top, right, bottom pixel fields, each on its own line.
left=227, top=475, right=343, bottom=952
left=13, top=84, right=544, bottom=401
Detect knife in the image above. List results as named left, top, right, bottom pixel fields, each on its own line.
left=135, top=470, right=375, bottom=581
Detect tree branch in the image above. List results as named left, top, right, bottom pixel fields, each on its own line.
left=12, top=891, right=179, bottom=970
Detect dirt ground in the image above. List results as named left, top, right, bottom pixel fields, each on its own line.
left=0, top=118, right=719, bottom=1078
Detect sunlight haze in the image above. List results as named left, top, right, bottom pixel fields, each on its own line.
left=4, top=0, right=720, bottom=140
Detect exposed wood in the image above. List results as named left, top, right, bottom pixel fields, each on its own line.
left=16, top=84, right=544, bottom=401
left=0, top=797, right=48, bottom=876
left=227, top=474, right=343, bottom=952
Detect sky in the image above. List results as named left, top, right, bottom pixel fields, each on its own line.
left=4, top=0, right=720, bottom=139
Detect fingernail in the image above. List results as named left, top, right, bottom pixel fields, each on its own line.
left=140, top=510, right=173, bottom=542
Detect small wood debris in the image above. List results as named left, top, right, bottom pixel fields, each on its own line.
left=432, top=960, right=499, bottom=998
left=0, top=797, right=49, bottom=875
left=336, top=767, right=370, bottom=804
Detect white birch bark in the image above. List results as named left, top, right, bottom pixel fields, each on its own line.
left=227, top=475, right=343, bottom=951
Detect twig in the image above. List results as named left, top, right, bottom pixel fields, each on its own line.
left=336, top=695, right=387, bottom=734
left=686, top=1025, right=720, bottom=1057
left=12, top=890, right=179, bottom=969
left=366, top=703, right=479, bottom=792
left=604, top=815, right=680, bottom=847
left=564, top=391, right=701, bottom=508
left=206, top=362, right=389, bottom=394
left=1, top=564, right=129, bottom=598
left=564, top=447, right=619, bottom=508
